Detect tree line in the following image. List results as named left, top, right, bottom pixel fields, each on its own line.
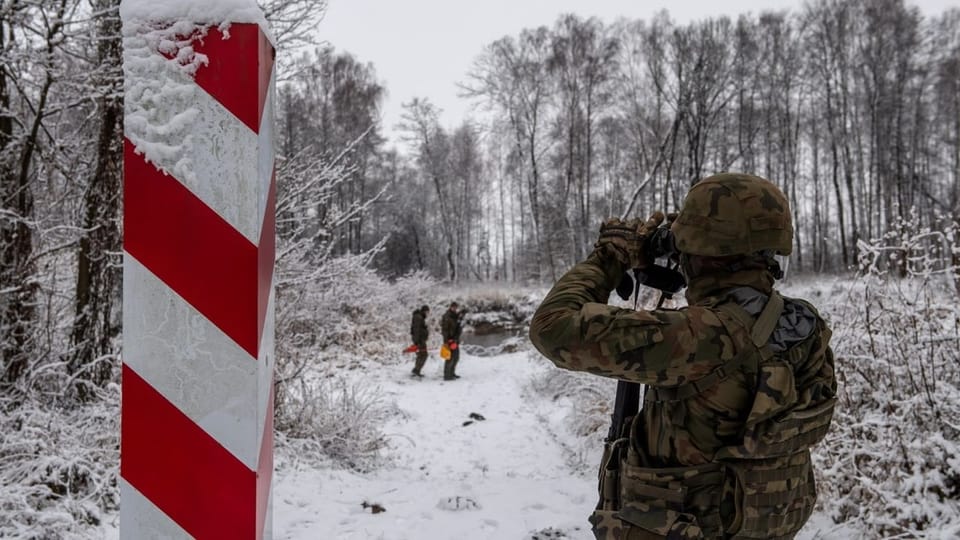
left=307, top=0, right=958, bottom=283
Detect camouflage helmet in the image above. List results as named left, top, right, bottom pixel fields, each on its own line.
left=671, top=173, right=793, bottom=257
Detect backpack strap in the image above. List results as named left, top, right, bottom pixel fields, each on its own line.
left=646, top=292, right=784, bottom=403
left=750, top=292, right=783, bottom=352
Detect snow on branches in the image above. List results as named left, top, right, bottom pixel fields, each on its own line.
left=814, top=217, right=960, bottom=537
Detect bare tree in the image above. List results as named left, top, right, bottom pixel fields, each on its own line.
left=0, top=0, right=76, bottom=388
left=547, top=15, right=620, bottom=261
left=463, top=28, right=556, bottom=280
left=259, top=0, right=328, bottom=73
left=68, top=0, right=122, bottom=400
left=399, top=98, right=458, bottom=280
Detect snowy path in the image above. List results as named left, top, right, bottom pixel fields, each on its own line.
left=274, top=350, right=597, bottom=539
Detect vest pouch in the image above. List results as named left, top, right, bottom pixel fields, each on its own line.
left=596, top=437, right=629, bottom=511
left=588, top=504, right=705, bottom=540
left=744, top=396, right=837, bottom=456
left=618, top=461, right=724, bottom=537
left=726, top=452, right=816, bottom=538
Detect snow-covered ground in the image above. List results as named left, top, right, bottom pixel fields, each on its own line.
left=270, top=348, right=849, bottom=540
left=273, top=350, right=595, bottom=539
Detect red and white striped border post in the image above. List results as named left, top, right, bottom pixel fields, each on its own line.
left=121, top=13, right=276, bottom=540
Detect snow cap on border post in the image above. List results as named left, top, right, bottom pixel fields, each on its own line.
left=120, top=0, right=276, bottom=539
left=120, top=0, right=273, bottom=41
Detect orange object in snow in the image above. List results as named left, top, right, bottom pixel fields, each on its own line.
left=439, top=343, right=451, bottom=360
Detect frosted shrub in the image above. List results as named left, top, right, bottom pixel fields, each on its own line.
left=857, top=210, right=960, bottom=296
left=814, top=223, right=960, bottom=537
left=526, top=363, right=616, bottom=472
left=0, top=389, right=119, bottom=539
left=275, top=377, right=393, bottom=472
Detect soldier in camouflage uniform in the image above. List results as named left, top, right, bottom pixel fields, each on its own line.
left=441, top=302, right=464, bottom=380
left=529, top=173, right=837, bottom=539
left=410, top=305, right=429, bottom=377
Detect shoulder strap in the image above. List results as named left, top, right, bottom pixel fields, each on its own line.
left=750, top=292, right=783, bottom=349
left=725, top=291, right=783, bottom=362
left=646, top=292, right=784, bottom=403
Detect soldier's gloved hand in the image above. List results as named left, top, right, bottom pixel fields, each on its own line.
left=665, top=212, right=679, bottom=228
left=636, top=212, right=666, bottom=259
left=595, top=217, right=642, bottom=268
left=595, top=212, right=665, bottom=269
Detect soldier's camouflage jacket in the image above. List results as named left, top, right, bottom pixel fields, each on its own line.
left=529, top=250, right=837, bottom=540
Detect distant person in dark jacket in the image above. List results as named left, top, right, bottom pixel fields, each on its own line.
left=410, top=305, right=429, bottom=377
left=441, top=302, right=464, bottom=380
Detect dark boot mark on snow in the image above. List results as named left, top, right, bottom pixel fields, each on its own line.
left=361, top=501, right=386, bottom=514
left=463, top=411, right=488, bottom=425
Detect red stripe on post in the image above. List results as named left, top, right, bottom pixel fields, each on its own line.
left=257, top=169, right=276, bottom=350
left=258, top=27, right=275, bottom=132
left=189, top=24, right=274, bottom=134
left=121, top=364, right=257, bottom=539
left=123, top=140, right=260, bottom=358
left=256, top=386, right=274, bottom=539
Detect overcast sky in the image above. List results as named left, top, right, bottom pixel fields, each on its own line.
left=314, top=0, right=958, bottom=149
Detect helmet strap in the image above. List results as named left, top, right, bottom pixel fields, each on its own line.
left=759, top=250, right=785, bottom=280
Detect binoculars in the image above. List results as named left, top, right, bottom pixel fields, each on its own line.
left=615, top=223, right=686, bottom=300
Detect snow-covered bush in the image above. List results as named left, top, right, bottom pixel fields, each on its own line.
left=813, top=234, right=960, bottom=537
left=275, top=377, right=394, bottom=471
left=273, top=138, right=439, bottom=466
left=526, top=364, right=615, bottom=472
left=857, top=210, right=960, bottom=297
left=0, top=388, right=119, bottom=539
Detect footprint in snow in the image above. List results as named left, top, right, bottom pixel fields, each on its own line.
left=525, top=526, right=583, bottom=539
left=437, top=496, right=481, bottom=511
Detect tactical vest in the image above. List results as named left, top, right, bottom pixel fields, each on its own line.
left=590, top=291, right=837, bottom=540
